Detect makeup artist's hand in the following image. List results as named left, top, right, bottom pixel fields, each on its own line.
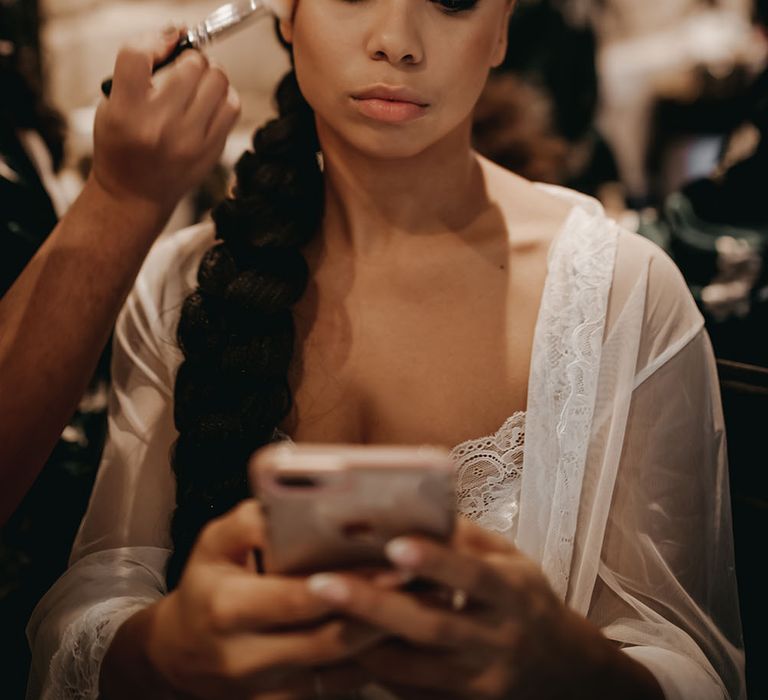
left=0, top=30, right=241, bottom=525
left=100, top=501, right=383, bottom=699
left=90, top=28, right=241, bottom=222
left=306, top=518, right=666, bottom=700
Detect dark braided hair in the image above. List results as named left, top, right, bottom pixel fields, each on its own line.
left=167, top=35, right=324, bottom=589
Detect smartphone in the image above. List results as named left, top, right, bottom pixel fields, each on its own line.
left=248, top=442, right=456, bottom=575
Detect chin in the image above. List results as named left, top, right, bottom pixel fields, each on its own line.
left=332, top=119, right=453, bottom=161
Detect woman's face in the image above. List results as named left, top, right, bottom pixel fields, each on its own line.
left=283, top=0, right=514, bottom=159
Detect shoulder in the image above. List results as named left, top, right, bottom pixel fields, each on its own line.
left=609, top=225, right=705, bottom=376
left=476, top=157, right=703, bottom=348
left=494, top=173, right=695, bottom=316
left=477, top=158, right=582, bottom=252
left=135, top=221, right=216, bottom=315
left=614, top=225, right=702, bottom=324
left=525, top=183, right=705, bottom=361
left=117, top=221, right=216, bottom=370
left=533, top=182, right=699, bottom=328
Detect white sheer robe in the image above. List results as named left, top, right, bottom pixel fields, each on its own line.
left=26, top=185, right=745, bottom=699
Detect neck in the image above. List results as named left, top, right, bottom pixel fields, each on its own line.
left=315, top=115, right=492, bottom=257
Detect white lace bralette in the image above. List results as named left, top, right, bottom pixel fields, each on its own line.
left=451, top=411, right=525, bottom=540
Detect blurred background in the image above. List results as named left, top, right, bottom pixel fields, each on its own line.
left=1, top=0, right=767, bottom=697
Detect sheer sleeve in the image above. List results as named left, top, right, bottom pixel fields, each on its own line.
left=26, top=224, right=212, bottom=700
left=585, top=241, right=745, bottom=699
left=505, top=193, right=743, bottom=699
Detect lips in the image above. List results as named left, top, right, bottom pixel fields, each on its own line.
left=350, top=85, right=430, bottom=124
left=352, top=85, right=429, bottom=107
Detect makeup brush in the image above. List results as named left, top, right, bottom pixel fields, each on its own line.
left=100, top=0, right=294, bottom=97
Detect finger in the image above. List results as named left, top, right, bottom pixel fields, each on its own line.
left=223, top=618, right=388, bottom=674
left=110, top=28, right=183, bottom=102
left=369, top=569, right=413, bottom=589
left=182, top=64, right=230, bottom=137
left=306, top=574, right=490, bottom=649
left=204, top=85, right=241, bottom=144
left=357, top=640, right=476, bottom=695
left=207, top=573, right=336, bottom=631
left=384, top=536, right=510, bottom=608
left=153, top=50, right=209, bottom=115
left=193, top=500, right=265, bottom=565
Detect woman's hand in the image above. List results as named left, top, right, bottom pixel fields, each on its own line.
left=305, top=518, right=665, bottom=700
left=101, top=500, right=385, bottom=700
left=90, top=28, right=241, bottom=224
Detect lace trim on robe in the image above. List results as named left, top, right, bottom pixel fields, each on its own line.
left=47, top=598, right=155, bottom=700
left=518, top=205, right=617, bottom=599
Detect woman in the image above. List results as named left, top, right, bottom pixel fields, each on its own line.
left=27, top=1, right=744, bottom=698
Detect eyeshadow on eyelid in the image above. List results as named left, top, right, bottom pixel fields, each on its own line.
left=338, top=0, right=480, bottom=14
left=434, top=0, right=480, bottom=12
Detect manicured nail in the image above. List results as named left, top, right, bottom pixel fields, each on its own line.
left=385, top=538, right=421, bottom=568
left=307, top=574, right=350, bottom=603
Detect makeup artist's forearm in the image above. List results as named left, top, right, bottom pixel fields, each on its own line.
left=0, top=177, right=170, bottom=523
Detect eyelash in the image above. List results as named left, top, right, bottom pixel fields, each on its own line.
left=432, top=0, right=479, bottom=14
left=341, top=0, right=480, bottom=15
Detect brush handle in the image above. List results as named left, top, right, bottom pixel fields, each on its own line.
left=100, top=36, right=195, bottom=97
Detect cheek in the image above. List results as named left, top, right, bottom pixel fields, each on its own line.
left=462, top=16, right=507, bottom=74
left=291, top=16, right=353, bottom=113
left=439, top=31, right=500, bottom=112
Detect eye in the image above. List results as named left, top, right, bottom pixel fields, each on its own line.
left=338, top=0, right=480, bottom=14
left=431, top=0, right=479, bottom=14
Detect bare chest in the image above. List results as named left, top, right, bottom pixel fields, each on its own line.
left=280, top=242, right=549, bottom=449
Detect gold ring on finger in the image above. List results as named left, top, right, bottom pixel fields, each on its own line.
left=451, top=588, right=469, bottom=612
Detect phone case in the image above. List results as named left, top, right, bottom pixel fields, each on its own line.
left=249, top=443, right=456, bottom=575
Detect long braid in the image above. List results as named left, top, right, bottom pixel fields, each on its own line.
left=167, top=60, right=323, bottom=589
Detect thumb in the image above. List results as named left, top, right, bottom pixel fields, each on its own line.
left=193, top=499, right=267, bottom=567
left=194, top=499, right=264, bottom=566
left=110, top=27, right=184, bottom=101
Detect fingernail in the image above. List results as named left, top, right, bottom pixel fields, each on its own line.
left=307, top=574, right=350, bottom=603
left=228, top=85, right=241, bottom=110
left=385, top=538, right=421, bottom=568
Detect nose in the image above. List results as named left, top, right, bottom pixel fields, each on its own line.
left=365, top=0, right=424, bottom=67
